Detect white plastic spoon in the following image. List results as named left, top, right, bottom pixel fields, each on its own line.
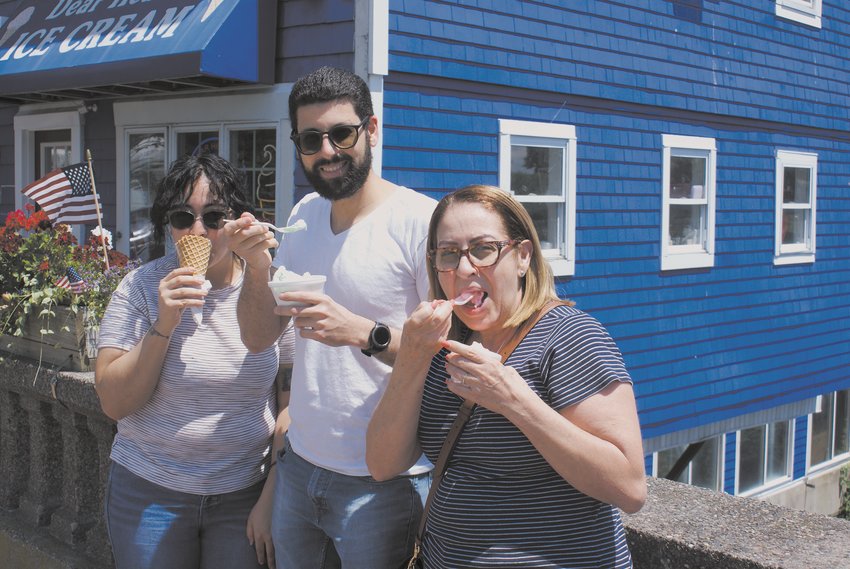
left=228, top=218, right=307, bottom=234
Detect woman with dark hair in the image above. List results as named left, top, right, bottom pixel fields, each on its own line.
left=95, top=153, right=285, bottom=569
left=367, top=185, right=646, bottom=568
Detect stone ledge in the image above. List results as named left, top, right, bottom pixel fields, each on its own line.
left=624, top=477, right=850, bottom=569
left=0, top=509, right=110, bottom=569
left=0, top=353, right=101, bottom=415
left=4, top=355, right=850, bottom=568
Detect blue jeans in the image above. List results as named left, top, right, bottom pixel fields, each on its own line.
left=272, top=442, right=430, bottom=569
left=105, top=462, right=265, bottom=569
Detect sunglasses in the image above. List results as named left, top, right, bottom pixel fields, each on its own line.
left=290, top=116, right=371, bottom=155
left=166, top=207, right=229, bottom=230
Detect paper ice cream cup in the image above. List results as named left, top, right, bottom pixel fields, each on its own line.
left=268, top=275, right=327, bottom=307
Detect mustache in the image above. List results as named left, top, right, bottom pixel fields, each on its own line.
left=311, top=155, right=352, bottom=170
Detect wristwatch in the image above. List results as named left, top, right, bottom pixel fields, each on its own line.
left=361, top=321, right=391, bottom=357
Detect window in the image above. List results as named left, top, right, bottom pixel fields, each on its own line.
left=776, top=0, right=822, bottom=28
left=774, top=150, right=817, bottom=265
left=230, top=128, right=278, bottom=222
left=810, top=390, right=850, bottom=469
left=39, top=140, right=72, bottom=176
left=736, top=420, right=792, bottom=494
left=114, top=89, right=293, bottom=260
left=127, top=130, right=166, bottom=262
left=655, top=436, right=723, bottom=491
left=661, top=135, right=716, bottom=271
left=499, top=119, right=577, bottom=276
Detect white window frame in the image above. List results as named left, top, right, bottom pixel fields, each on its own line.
left=14, top=105, right=86, bottom=243
left=661, top=134, right=716, bottom=271
left=498, top=119, right=577, bottom=277
left=735, top=421, right=794, bottom=496
left=776, top=0, right=822, bottom=29
left=114, top=87, right=294, bottom=255
left=652, top=436, right=725, bottom=492
left=807, top=390, right=850, bottom=473
left=774, top=150, right=817, bottom=265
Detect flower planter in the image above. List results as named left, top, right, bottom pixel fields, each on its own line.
left=0, top=305, right=97, bottom=372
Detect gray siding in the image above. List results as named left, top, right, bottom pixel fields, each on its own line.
left=0, top=104, right=15, bottom=218
left=277, top=0, right=355, bottom=82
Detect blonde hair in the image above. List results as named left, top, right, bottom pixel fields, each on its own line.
left=426, top=185, right=566, bottom=331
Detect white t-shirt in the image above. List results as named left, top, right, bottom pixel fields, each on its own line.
left=275, top=186, right=436, bottom=476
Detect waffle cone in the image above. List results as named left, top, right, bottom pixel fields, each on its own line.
left=176, top=235, right=211, bottom=276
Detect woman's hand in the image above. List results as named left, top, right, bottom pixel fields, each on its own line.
left=444, top=340, right=647, bottom=513
left=365, top=300, right=453, bottom=481
left=400, top=299, right=455, bottom=355
left=156, top=267, right=208, bottom=333
left=247, top=476, right=276, bottom=568
left=442, top=339, right=534, bottom=415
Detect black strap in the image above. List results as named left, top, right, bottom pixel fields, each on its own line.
left=411, top=299, right=568, bottom=549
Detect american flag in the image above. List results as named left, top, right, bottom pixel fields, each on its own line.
left=67, top=267, right=86, bottom=294
left=21, top=162, right=99, bottom=226
left=55, top=267, right=86, bottom=294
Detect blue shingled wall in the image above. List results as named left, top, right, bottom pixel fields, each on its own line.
left=724, top=432, right=737, bottom=494
left=382, top=0, right=850, bottom=467
left=793, top=416, right=809, bottom=479
left=389, top=0, right=850, bottom=131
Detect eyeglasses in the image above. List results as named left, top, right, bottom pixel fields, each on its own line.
left=290, top=116, right=371, bottom=155
left=429, top=240, right=522, bottom=272
left=166, top=208, right=229, bottom=230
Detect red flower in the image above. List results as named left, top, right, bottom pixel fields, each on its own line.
left=39, top=261, right=49, bottom=271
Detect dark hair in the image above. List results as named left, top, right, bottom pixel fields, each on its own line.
left=288, top=66, right=374, bottom=132
left=149, top=153, right=254, bottom=245
left=427, top=185, right=563, bottom=330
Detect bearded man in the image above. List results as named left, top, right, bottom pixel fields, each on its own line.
left=227, top=66, right=436, bottom=569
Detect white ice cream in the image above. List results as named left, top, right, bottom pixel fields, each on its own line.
left=272, top=266, right=312, bottom=283
left=469, top=341, right=502, bottom=361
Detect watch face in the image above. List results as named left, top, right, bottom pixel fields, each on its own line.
left=372, top=323, right=391, bottom=348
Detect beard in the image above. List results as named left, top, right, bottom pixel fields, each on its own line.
left=301, top=143, right=372, bottom=202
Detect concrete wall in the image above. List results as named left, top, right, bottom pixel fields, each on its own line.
left=760, top=465, right=846, bottom=515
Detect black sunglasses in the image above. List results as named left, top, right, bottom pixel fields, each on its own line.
left=290, top=116, right=371, bottom=155
left=167, top=208, right=229, bottom=230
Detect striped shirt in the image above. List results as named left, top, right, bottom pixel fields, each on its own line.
left=98, top=254, right=279, bottom=495
left=419, top=305, right=633, bottom=568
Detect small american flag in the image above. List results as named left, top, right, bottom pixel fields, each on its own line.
left=67, top=267, right=86, bottom=294
left=54, top=275, right=71, bottom=290
left=21, top=162, right=99, bottom=226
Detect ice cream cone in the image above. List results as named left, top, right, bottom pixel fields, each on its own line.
left=176, top=234, right=211, bottom=275
left=175, top=235, right=212, bottom=325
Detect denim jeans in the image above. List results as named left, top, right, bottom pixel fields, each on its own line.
left=272, top=442, right=431, bottom=569
left=105, top=462, right=265, bottom=569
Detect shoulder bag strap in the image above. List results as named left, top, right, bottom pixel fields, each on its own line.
left=410, top=299, right=568, bottom=552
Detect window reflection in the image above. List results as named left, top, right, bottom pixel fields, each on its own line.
left=230, top=129, right=276, bottom=223
left=129, top=133, right=165, bottom=262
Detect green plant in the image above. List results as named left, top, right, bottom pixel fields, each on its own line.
left=838, top=465, right=850, bottom=520
left=0, top=205, right=136, bottom=340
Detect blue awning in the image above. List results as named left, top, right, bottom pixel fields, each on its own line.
left=0, top=0, right=275, bottom=103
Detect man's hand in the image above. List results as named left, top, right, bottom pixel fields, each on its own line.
left=225, top=212, right=278, bottom=271
left=279, top=291, right=372, bottom=349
